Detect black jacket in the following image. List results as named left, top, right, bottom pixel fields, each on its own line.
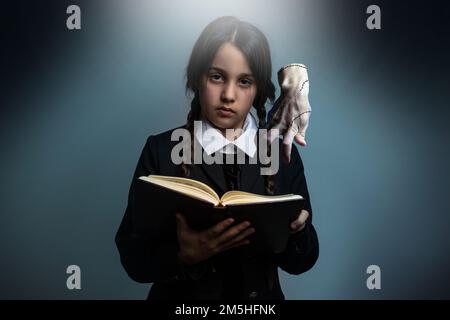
left=115, top=126, right=319, bottom=300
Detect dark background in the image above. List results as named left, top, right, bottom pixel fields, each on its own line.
left=1, top=0, right=449, bottom=299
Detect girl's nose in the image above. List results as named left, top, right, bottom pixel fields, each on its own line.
left=221, top=83, right=236, bottom=103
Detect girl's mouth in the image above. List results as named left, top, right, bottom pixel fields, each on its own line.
left=216, top=107, right=235, bottom=117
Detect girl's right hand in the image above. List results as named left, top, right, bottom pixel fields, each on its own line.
left=175, top=212, right=255, bottom=266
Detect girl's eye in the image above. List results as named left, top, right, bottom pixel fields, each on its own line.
left=210, top=73, right=223, bottom=82
left=209, top=73, right=253, bottom=87
left=240, top=79, right=253, bottom=86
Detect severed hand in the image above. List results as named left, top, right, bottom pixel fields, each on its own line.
left=267, top=63, right=312, bottom=162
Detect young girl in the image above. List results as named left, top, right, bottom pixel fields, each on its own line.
left=115, top=16, right=319, bottom=300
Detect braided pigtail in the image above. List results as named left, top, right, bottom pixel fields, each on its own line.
left=181, top=94, right=201, bottom=178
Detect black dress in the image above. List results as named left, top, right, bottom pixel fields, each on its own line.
left=220, top=150, right=244, bottom=299
left=115, top=126, right=319, bottom=300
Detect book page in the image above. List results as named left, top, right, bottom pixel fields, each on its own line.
left=147, top=175, right=219, bottom=199
left=139, top=175, right=220, bottom=205
left=221, top=190, right=303, bottom=206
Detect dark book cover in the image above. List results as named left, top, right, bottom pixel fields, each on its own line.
left=132, top=177, right=305, bottom=253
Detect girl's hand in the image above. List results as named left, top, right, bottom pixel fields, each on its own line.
left=290, top=209, right=309, bottom=234
left=175, top=212, right=255, bottom=266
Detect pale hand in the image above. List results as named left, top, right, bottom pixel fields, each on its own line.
left=267, top=63, right=312, bottom=162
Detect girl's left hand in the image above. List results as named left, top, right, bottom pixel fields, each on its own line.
left=290, top=209, right=309, bottom=234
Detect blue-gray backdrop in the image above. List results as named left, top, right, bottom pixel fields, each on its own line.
left=1, top=0, right=449, bottom=299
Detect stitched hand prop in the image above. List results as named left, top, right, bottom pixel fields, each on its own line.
left=267, top=63, right=311, bottom=162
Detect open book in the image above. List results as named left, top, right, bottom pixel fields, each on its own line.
left=133, top=174, right=305, bottom=253
left=138, top=175, right=303, bottom=207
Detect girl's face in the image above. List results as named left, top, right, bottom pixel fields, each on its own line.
left=199, top=42, right=257, bottom=136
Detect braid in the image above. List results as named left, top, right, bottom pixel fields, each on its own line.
left=256, top=102, right=267, bottom=129
left=181, top=94, right=201, bottom=177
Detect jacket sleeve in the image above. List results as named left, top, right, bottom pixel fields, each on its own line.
left=115, top=135, right=188, bottom=283
left=273, top=146, right=319, bottom=275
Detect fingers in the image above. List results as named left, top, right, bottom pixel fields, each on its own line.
left=282, top=128, right=297, bottom=162
left=175, top=212, right=190, bottom=231
left=288, top=108, right=310, bottom=150
left=220, top=226, right=255, bottom=252
left=295, top=134, right=306, bottom=146
left=295, top=111, right=310, bottom=147
left=206, top=218, right=235, bottom=238
left=225, top=225, right=255, bottom=246
left=267, top=126, right=281, bottom=144
left=290, top=210, right=309, bottom=230
left=214, top=221, right=253, bottom=248
left=299, top=210, right=309, bottom=225
left=204, top=219, right=255, bottom=254
left=282, top=143, right=292, bottom=163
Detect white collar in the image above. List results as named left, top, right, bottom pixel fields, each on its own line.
left=194, top=112, right=258, bottom=158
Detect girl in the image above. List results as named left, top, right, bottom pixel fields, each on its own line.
left=115, top=16, right=319, bottom=300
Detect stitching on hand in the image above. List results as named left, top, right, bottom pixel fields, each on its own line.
left=278, top=63, right=307, bottom=73
left=288, top=110, right=311, bottom=131
left=299, top=79, right=309, bottom=93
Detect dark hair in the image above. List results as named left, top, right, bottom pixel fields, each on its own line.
left=183, top=16, right=276, bottom=195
